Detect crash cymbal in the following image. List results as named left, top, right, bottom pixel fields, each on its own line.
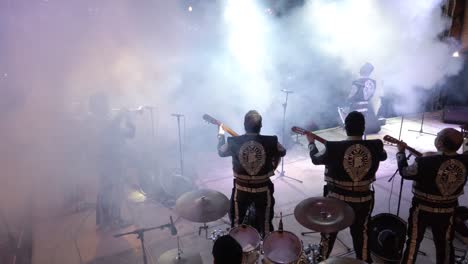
left=294, top=197, right=355, bottom=233
left=319, top=257, right=366, bottom=264
left=157, top=249, right=203, bottom=264
left=175, top=189, right=229, bottom=223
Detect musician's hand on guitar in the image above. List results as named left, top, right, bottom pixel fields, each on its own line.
left=306, top=133, right=315, bottom=144
left=397, top=142, right=407, bottom=152
left=218, top=124, right=225, bottom=136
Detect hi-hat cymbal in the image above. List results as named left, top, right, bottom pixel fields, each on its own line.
left=175, top=189, right=230, bottom=223
left=294, top=197, right=355, bottom=233
left=319, top=257, right=366, bottom=264
left=157, top=249, right=203, bottom=264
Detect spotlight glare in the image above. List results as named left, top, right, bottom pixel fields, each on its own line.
left=188, top=6, right=193, bottom=12
left=452, top=51, right=460, bottom=58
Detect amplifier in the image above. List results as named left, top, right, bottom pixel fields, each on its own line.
left=442, top=105, right=468, bottom=124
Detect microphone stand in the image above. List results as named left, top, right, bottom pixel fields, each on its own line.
left=387, top=153, right=412, bottom=217
left=114, top=218, right=174, bottom=264
left=275, top=89, right=302, bottom=183
left=172, top=114, right=185, bottom=177
left=387, top=153, right=427, bottom=258
left=408, top=112, right=436, bottom=136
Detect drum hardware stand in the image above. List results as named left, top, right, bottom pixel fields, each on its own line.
left=199, top=223, right=210, bottom=239
left=114, top=216, right=176, bottom=264
left=301, top=231, right=353, bottom=254
left=275, top=89, right=303, bottom=183
left=172, top=113, right=185, bottom=177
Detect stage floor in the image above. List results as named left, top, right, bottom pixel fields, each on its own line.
left=31, top=111, right=468, bottom=264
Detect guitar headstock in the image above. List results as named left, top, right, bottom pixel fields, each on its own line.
left=203, top=114, right=221, bottom=126
left=291, top=126, right=308, bottom=135
left=383, top=135, right=399, bottom=144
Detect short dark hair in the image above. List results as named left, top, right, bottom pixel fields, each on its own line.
left=244, top=110, right=262, bottom=133
left=436, top=128, right=463, bottom=152
left=360, top=62, right=374, bottom=77
left=212, top=235, right=243, bottom=264
left=345, top=111, right=365, bottom=136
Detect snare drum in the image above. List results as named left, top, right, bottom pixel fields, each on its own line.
left=263, top=231, right=303, bottom=264
left=229, top=225, right=262, bottom=264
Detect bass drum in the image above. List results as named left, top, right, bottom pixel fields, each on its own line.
left=263, top=231, right=303, bottom=264
left=369, top=213, right=407, bottom=263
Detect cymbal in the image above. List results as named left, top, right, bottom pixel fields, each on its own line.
left=175, top=189, right=230, bottom=223
left=157, top=249, right=203, bottom=264
left=319, top=257, right=366, bottom=264
left=294, top=197, right=355, bottom=233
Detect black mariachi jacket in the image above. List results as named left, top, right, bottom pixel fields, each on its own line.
left=397, top=152, right=468, bottom=207
left=310, top=138, right=387, bottom=188
left=218, top=134, right=286, bottom=181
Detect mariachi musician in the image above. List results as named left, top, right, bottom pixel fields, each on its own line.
left=88, top=92, right=136, bottom=230
left=339, top=62, right=381, bottom=134
left=307, top=111, right=387, bottom=262
left=397, top=128, right=468, bottom=264
left=217, top=110, right=286, bottom=237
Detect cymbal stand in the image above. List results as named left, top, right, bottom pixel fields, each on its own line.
left=275, top=89, right=302, bottom=183
left=114, top=221, right=173, bottom=264
left=176, top=236, right=183, bottom=260
left=199, top=223, right=209, bottom=239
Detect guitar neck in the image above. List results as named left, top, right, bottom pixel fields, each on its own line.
left=405, top=146, right=422, bottom=157
left=221, top=124, right=239, bottom=137
left=384, top=135, right=422, bottom=157
left=307, top=132, right=327, bottom=144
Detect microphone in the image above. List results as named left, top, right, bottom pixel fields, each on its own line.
left=170, top=216, right=178, bottom=236
left=171, top=113, right=184, bottom=117
left=280, top=89, right=293, bottom=93
left=242, top=203, right=254, bottom=225
left=278, top=212, right=283, bottom=232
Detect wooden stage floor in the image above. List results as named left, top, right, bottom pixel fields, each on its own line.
left=31, top=112, right=468, bottom=264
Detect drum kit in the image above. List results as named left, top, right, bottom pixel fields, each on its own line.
left=150, top=188, right=365, bottom=264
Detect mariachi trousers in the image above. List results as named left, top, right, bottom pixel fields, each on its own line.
left=230, top=179, right=275, bottom=238
left=320, top=186, right=374, bottom=263
left=402, top=199, right=456, bottom=264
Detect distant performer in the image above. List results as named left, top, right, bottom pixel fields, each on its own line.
left=88, top=92, right=136, bottom=230
left=308, top=111, right=387, bottom=262
left=217, top=110, right=286, bottom=237
left=339, top=62, right=381, bottom=134
left=397, top=128, right=468, bottom=264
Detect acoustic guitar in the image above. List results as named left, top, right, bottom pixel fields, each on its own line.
left=291, top=126, right=327, bottom=144
left=383, top=135, right=422, bottom=157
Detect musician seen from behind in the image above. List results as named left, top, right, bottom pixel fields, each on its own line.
left=397, top=128, right=468, bottom=264
left=307, top=111, right=387, bottom=262
left=217, top=110, right=286, bottom=237
left=88, top=92, right=136, bottom=230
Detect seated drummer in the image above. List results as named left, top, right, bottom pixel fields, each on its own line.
left=307, top=111, right=387, bottom=262
left=212, top=235, right=243, bottom=264
left=217, top=110, right=286, bottom=237
left=397, top=128, right=468, bottom=264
